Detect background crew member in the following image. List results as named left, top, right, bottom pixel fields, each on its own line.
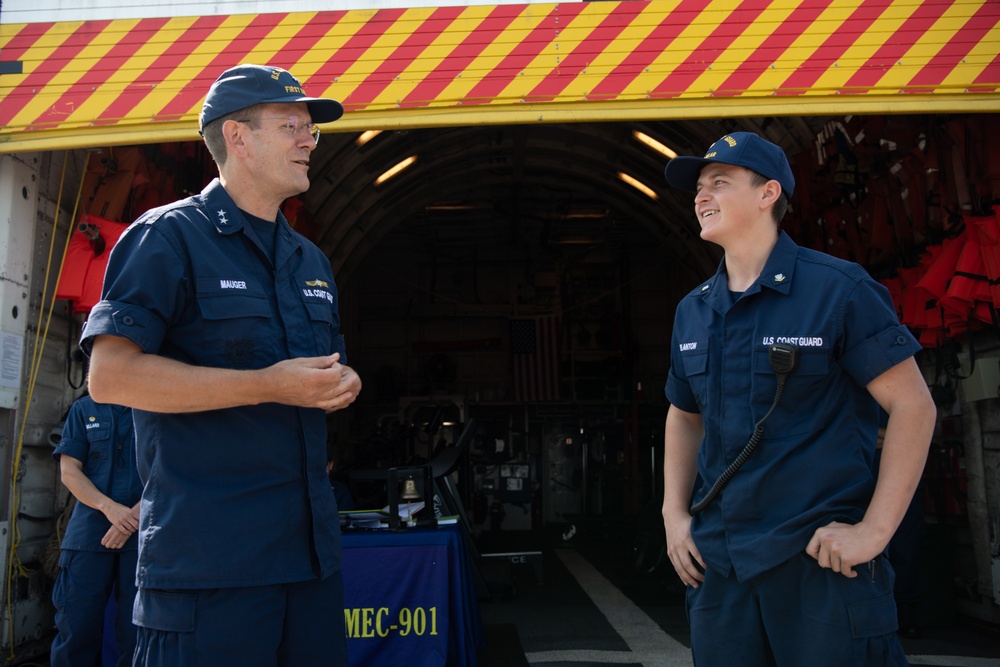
left=660, top=132, right=936, bottom=665
left=327, top=454, right=355, bottom=513
left=82, top=64, right=361, bottom=667
left=51, top=393, right=141, bottom=667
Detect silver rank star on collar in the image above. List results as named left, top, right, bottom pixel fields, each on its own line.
left=217, top=209, right=229, bottom=225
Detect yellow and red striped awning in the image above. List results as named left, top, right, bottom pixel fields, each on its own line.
left=1, top=0, right=998, bottom=152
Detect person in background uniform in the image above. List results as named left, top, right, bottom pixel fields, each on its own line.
left=81, top=64, right=361, bottom=667
left=660, top=132, right=937, bottom=666
left=50, top=393, right=141, bottom=667
left=327, top=455, right=355, bottom=513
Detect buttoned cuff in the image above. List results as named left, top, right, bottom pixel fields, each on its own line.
left=81, top=300, right=167, bottom=356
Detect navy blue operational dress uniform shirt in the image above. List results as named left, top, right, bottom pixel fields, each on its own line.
left=81, top=178, right=346, bottom=590
left=53, top=396, right=142, bottom=551
left=665, top=231, right=922, bottom=582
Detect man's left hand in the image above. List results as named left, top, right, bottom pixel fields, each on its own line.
left=805, top=521, right=886, bottom=578
left=101, top=524, right=132, bottom=550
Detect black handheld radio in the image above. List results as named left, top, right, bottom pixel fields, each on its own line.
left=689, top=342, right=798, bottom=514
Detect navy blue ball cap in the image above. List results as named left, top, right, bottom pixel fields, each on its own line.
left=663, top=131, right=795, bottom=198
left=199, top=64, right=344, bottom=131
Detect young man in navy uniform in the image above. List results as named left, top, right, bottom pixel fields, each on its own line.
left=51, top=394, right=141, bottom=667
left=82, top=64, right=361, bottom=667
left=660, top=132, right=936, bottom=665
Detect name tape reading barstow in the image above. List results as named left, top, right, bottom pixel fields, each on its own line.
left=679, top=337, right=825, bottom=352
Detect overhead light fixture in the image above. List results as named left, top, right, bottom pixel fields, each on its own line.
left=564, top=209, right=609, bottom=219
left=356, top=130, right=382, bottom=146
left=375, top=155, right=417, bottom=186
left=632, top=130, right=677, bottom=159
left=426, top=202, right=475, bottom=211
left=555, top=236, right=603, bottom=245
left=617, top=171, right=659, bottom=200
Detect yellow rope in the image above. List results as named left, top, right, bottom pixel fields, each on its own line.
left=5, top=151, right=84, bottom=664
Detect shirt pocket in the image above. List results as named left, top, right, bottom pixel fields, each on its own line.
left=83, top=422, right=112, bottom=483
left=197, top=286, right=271, bottom=369
left=680, top=347, right=709, bottom=412
left=298, top=283, right=344, bottom=360
left=752, top=346, right=830, bottom=436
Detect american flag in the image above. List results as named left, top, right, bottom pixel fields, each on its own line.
left=510, top=316, right=561, bottom=401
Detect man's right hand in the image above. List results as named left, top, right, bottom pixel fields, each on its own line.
left=90, top=335, right=363, bottom=414
left=662, top=405, right=706, bottom=588
left=265, top=353, right=362, bottom=412
left=664, top=511, right=706, bottom=588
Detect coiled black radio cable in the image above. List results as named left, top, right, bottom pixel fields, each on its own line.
left=690, top=343, right=798, bottom=514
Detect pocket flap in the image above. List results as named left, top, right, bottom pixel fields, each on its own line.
left=134, top=590, right=196, bottom=632
left=198, top=293, right=270, bottom=320
left=681, top=349, right=708, bottom=376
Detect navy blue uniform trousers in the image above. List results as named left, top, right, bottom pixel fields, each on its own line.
left=51, top=549, right=139, bottom=667
left=687, top=551, right=908, bottom=666
left=132, top=572, right=347, bottom=667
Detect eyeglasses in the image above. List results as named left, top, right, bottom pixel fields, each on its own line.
left=239, top=116, right=321, bottom=144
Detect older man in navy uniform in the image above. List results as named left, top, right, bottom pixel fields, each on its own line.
left=83, top=64, right=361, bottom=667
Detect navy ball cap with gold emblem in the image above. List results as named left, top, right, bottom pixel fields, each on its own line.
left=200, top=64, right=344, bottom=131
left=664, top=131, right=795, bottom=198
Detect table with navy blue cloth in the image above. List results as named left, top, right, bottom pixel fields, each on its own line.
left=341, top=523, right=484, bottom=667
